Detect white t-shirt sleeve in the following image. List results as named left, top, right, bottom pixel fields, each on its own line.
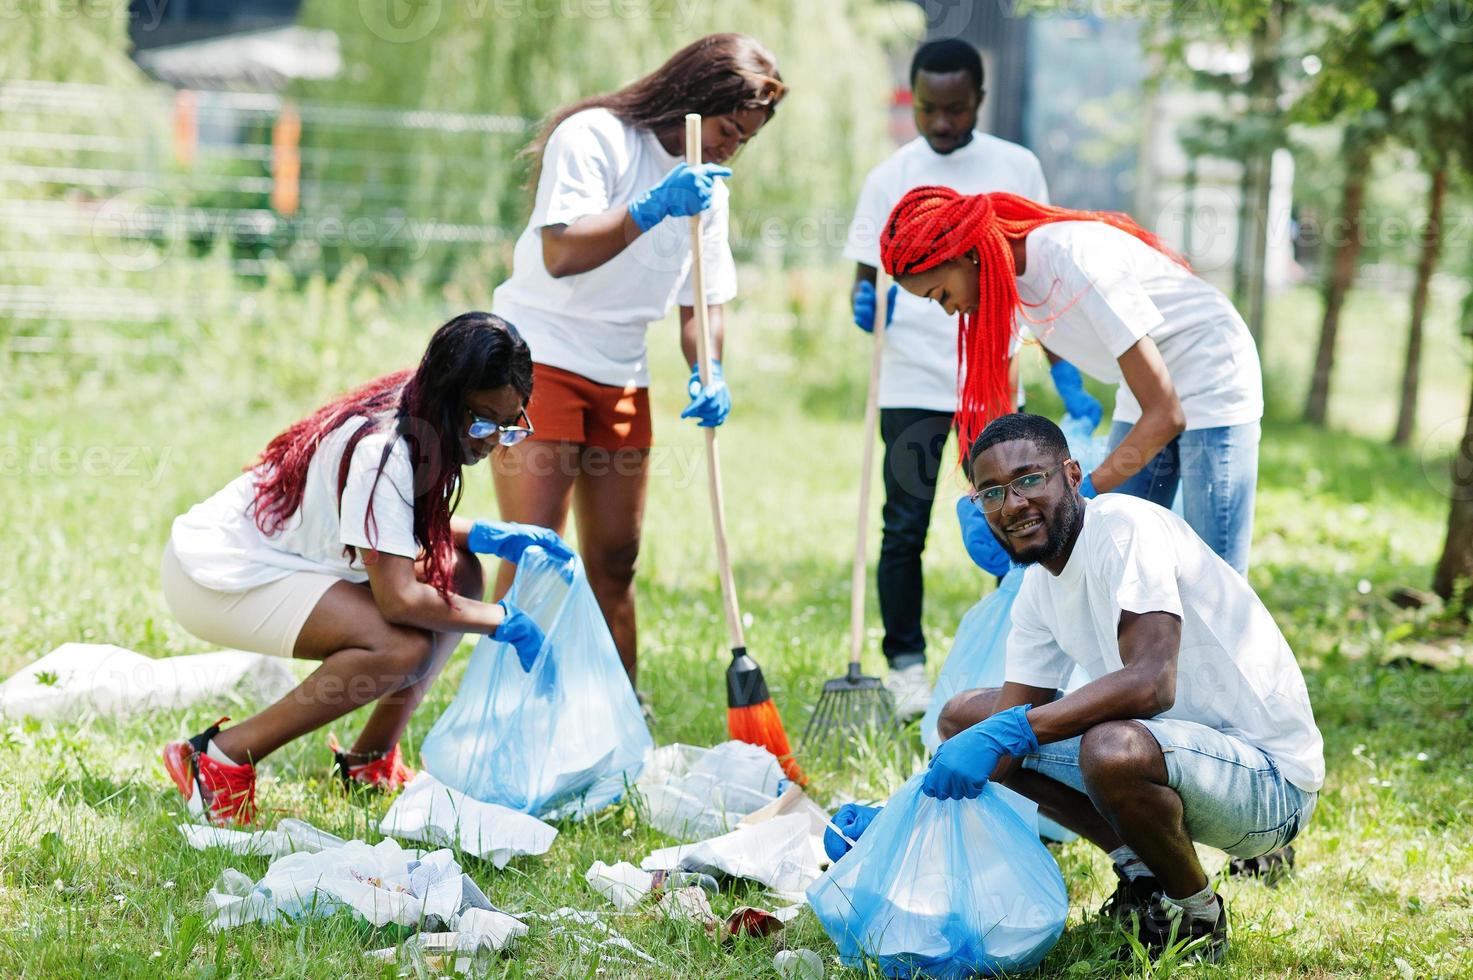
left=1098, top=510, right=1185, bottom=621
left=1005, top=576, right=1076, bottom=690
left=677, top=183, right=738, bottom=307
left=529, top=112, right=620, bottom=230
left=842, top=166, right=891, bottom=268
left=339, top=434, right=419, bottom=560
left=1050, top=241, right=1166, bottom=359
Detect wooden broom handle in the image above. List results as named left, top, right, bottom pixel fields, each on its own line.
left=685, top=114, right=746, bottom=651
left=850, top=272, right=889, bottom=667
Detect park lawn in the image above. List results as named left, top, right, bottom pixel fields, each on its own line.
left=0, top=266, right=1469, bottom=978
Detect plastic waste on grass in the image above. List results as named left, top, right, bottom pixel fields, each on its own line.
left=0, top=643, right=298, bottom=722
left=379, top=772, right=557, bottom=868
left=641, top=812, right=823, bottom=900
left=807, top=775, right=1067, bottom=978
left=635, top=740, right=786, bottom=841
left=419, top=547, right=652, bottom=819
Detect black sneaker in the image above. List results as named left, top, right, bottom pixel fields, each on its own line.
left=1226, top=844, right=1295, bottom=884
left=1099, top=863, right=1162, bottom=923
left=1126, top=892, right=1229, bottom=964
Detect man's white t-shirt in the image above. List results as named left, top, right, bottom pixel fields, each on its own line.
left=1015, top=221, right=1263, bottom=430
left=170, top=416, right=420, bottom=591
left=1006, top=494, right=1324, bottom=792
left=844, top=132, right=1048, bottom=412
left=492, top=108, right=738, bottom=389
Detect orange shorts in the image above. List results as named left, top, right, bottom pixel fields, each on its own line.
left=526, top=363, right=653, bottom=451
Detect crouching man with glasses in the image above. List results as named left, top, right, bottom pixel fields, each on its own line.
left=931, top=413, right=1322, bottom=963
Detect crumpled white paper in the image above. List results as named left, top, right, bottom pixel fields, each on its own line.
left=0, top=643, right=300, bottom=721
left=584, top=860, right=653, bottom=911
left=635, top=741, right=786, bottom=842
left=380, top=771, right=557, bottom=868
left=640, top=812, right=823, bottom=899
left=179, top=818, right=346, bottom=858
left=201, top=833, right=515, bottom=937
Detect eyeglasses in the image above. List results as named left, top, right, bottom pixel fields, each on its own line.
left=970, top=460, right=1071, bottom=513
left=468, top=408, right=534, bottom=446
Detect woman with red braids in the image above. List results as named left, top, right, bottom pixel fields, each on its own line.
left=159, top=312, right=573, bottom=825
left=882, top=188, right=1263, bottom=575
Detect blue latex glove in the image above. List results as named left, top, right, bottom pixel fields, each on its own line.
left=922, top=704, right=1039, bottom=800
left=1079, top=474, right=1099, bottom=499
left=1049, top=360, right=1103, bottom=432
left=852, top=280, right=898, bottom=334
left=626, top=162, right=733, bottom=232
left=466, top=521, right=575, bottom=565
left=823, top=803, right=881, bottom=862
left=494, top=600, right=546, bottom=672
left=956, top=496, right=1011, bottom=577
left=681, top=360, right=731, bottom=428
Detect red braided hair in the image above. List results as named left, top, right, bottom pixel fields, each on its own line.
left=879, top=188, right=1187, bottom=449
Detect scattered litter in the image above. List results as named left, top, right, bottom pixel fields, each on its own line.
left=807, top=776, right=1067, bottom=978
left=649, top=868, right=719, bottom=893
left=655, top=886, right=719, bottom=927
left=420, top=548, right=652, bottom=820
left=367, top=911, right=528, bottom=971
left=179, top=818, right=345, bottom=857
left=725, top=905, right=786, bottom=940
left=635, top=740, right=787, bottom=841
left=380, top=771, right=557, bottom=868
left=774, top=949, right=825, bottom=979
left=521, top=907, right=659, bottom=966
left=642, top=812, right=823, bottom=899
left=584, top=860, right=653, bottom=911
left=0, top=643, right=300, bottom=722
left=202, top=834, right=512, bottom=940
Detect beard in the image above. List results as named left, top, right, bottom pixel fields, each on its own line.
left=998, top=491, right=1084, bottom=566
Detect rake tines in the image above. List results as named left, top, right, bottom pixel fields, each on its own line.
left=802, top=662, right=897, bottom=759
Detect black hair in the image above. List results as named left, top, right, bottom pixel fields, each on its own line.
left=909, top=38, right=984, bottom=91
left=965, top=412, right=1069, bottom=484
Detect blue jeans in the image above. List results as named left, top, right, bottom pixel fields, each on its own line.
left=1022, top=717, right=1317, bottom=859
left=1106, top=421, right=1261, bottom=575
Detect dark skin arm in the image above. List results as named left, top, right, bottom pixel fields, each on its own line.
left=540, top=210, right=646, bottom=278
left=1079, top=337, right=1186, bottom=492
left=362, top=517, right=505, bottom=635
left=984, top=609, right=1183, bottom=781
left=679, top=303, right=725, bottom=368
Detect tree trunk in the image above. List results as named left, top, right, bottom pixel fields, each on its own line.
left=1305, top=136, right=1373, bottom=426
left=1232, top=0, right=1284, bottom=347
left=1431, top=369, right=1473, bottom=605
left=1393, top=167, right=1447, bottom=446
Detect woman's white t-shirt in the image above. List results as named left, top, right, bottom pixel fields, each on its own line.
left=1015, top=221, right=1263, bottom=430
left=844, top=133, right=1049, bottom=412
left=492, top=107, right=738, bottom=389
left=1006, top=494, right=1324, bottom=792
left=169, top=416, right=420, bottom=592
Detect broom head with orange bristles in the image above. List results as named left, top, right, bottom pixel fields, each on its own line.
left=726, top=647, right=806, bottom=784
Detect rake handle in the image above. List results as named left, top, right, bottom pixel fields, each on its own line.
left=686, top=113, right=745, bottom=652
left=849, top=270, right=889, bottom=667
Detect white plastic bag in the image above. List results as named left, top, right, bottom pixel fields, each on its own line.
left=635, top=740, right=786, bottom=841
left=379, top=772, right=557, bottom=868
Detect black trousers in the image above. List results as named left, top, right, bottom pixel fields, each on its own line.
left=877, top=407, right=955, bottom=668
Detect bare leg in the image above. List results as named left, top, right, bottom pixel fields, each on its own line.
left=490, top=439, right=580, bottom=601
left=938, top=688, right=1123, bottom=851
left=1079, top=720, right=1209, bottom=899
left=572, top=446, right=649, bottom=684
left=349, top=546, right=485, bottom=755
left=211, top=582, right=437, bottom=765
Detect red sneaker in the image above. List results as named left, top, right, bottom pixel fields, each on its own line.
left=329, top=734, right=415, bottom=792
left=162, top=718, right=258, bottom=825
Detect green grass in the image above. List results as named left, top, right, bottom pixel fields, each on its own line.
left=0, top=266, right=1470, bottom=978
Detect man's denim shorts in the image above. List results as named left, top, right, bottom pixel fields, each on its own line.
left=1021, top=717, right=1318, bottom=859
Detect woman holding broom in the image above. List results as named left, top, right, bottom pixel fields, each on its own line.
left=160, top=312, right=574, bottom=824
left=881, top=188, right=1264, bottom=575
left=489, top=33, right=786, bottom=690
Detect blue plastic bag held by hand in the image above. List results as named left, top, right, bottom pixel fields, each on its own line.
left=420, top=546, right=653, bottom=820
left=808, top=775, right=1067, bottom=978
left=920, top=572, right=1024, bottom=754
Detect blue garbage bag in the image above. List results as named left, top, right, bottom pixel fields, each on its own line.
left=1061, top=412, right=1184, bottom=514
left=807, top=775, right=1067, bottom=978
left=420, top=545, right=653, bottom=820
left=920, top=572, right=1024, bottom=754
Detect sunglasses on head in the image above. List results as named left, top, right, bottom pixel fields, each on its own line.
left=468, top=408, right=534, bottom=446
